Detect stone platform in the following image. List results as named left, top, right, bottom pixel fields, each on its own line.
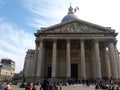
left=10, top=84, right=95, bottom=90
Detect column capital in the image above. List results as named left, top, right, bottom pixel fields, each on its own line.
left=35, top=40, right=39, bottom=45
left=35, top=37, right=39, bottom=41
left=94, top=39, right=99, bottom=42
left=80, top=39, right=85, bottom=43
left=40, top=38, right=43, bottom=41
left=38, top=38, right=44, bottom=42
left=66, top=39, right=71, bottom=41
left=52, top=39, right=57, bottom=42
left=113, top=39, right=117, bottom=45
left=107, top=38, right=116, bottom=43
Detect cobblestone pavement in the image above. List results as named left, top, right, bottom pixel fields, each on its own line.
left=10, top=84, right=95, bottom=90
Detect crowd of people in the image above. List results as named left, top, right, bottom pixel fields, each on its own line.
left=1, top=78, right=120, bottom=90
left=95, top=80, right=120, bottom=90
left=19, top=79, right=62, bottom=90
left=18, top=78, right=120, bottom=90
left=95, top=83, right=120, bottom=90
left=0, top=82, right=11, bottom=90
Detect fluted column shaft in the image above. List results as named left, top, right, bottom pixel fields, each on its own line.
left=102, top=46, right=111, bottom=78
left=34, top=43, right=39, bottom=77
left=94, top=40, right=102, bottom=78
left=114, top=44, right=120, bottom=77
left=27, top=55, right=30, bottom=76
left=36, top=39, right=43, bottom=77
left=108, top=41, right=118, bottom=78
left=80, top=40, right=86, bottom=79
left=66, top=39, right=71, bottom=78
left=52, top=40, right=57, bottom=77
left=29, top=54, right=33, bottom=76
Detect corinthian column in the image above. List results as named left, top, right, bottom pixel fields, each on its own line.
left=102, top=45, right=111, bottom=78
left=66, top=39, right=71, bottom=78
left=94, top=39, right=102, bottom=78
left=52, top=39, right=57, bottom=77
left=34, top=41, right=39, bottom=77
left=113, top=41, right=120, bottom=77
left=36, top=39, right=44, bottom=77
left=108, top=40, right=118, bottom=78
left=80, top=40, right=86, bottom=79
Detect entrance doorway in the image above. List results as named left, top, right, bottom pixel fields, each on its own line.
left=47, top=67, right=51, bottom=78
left=71, top=64, right=78, bottom=79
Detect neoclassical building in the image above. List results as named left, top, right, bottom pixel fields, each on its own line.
left=23, top=6, right=120, bottom=81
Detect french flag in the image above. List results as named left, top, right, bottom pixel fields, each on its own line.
left=74, top=6, right=79, bottom=12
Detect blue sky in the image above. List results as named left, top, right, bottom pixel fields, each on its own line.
left=0, top=0, right=120, bottom=73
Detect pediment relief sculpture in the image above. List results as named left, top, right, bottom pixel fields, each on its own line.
left=42, top=22, right=111, bottom=33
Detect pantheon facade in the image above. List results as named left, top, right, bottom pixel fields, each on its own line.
left=23, top=6, right=120, bottom=81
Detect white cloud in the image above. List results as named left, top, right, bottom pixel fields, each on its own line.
left=0, top=18, right=35, bottom=73
left=22, top=0, right=69, bottom=28
left=22, top=0, right=120, bottom=52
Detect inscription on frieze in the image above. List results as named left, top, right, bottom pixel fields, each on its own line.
left=43, top=22, right=109, bottom=33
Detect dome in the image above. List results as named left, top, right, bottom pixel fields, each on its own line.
left=61, top=14, right=78, bottom=22
left=61, top=6, right=78, bottom=23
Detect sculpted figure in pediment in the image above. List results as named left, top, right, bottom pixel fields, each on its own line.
left=44, top=22, right=108, bottom=33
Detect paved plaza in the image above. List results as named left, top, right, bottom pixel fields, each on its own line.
left=10, top=84, right=95, bottom=90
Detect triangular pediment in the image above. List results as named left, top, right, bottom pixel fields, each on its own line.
left=39, top=19, right=115, bottom=34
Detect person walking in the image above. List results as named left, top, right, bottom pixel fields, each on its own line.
left=25, top=82, right=32, bottom=90
left=53, top=82, right=61, bottom=90
left=0, top=82, right=4, bottom=90
left=32, top=85, right=36, bottom=90
left=4, top=83, right=10, bottom=90
left=40, top=79, right=50, bottom=90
